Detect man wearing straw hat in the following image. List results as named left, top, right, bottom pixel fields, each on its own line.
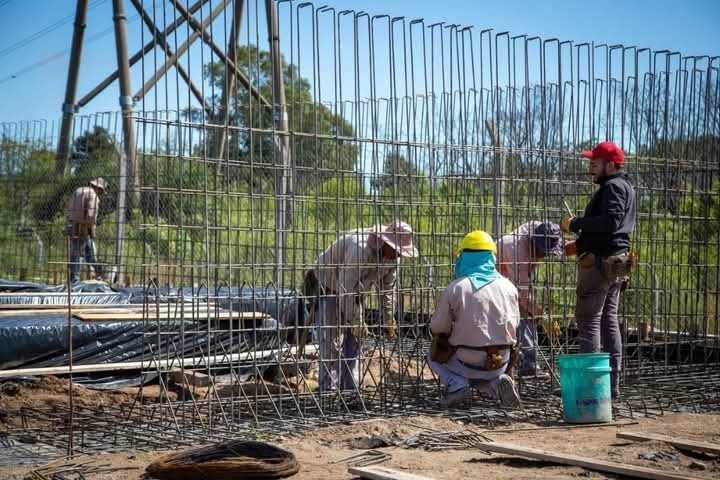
left=429, top=230, right=521, bottom=409
left=65, top=177, right=107, bottom=283
left=307, top=220, right=419, bottom=392
left=560, top=141, right=637, bottom=400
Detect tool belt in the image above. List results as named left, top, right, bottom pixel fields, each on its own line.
left=430, top=334, right=455, bottom=363
left=430, top=337, right=509, bottom=370
left=600, top=252, right=637, bottom=280
left=578, top=252, right=637, bottom=280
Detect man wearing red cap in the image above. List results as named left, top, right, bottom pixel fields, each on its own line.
left=560, top=141, right=637, bottom=400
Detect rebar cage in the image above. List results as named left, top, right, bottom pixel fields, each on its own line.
left=0, top=0, right=719, bottom=445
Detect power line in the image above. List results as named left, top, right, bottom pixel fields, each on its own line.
left=0, top=13, right=140, bottom=86
left=0, top=0, right=15, bottom=10
left=0, top=0, right=107, bottom=59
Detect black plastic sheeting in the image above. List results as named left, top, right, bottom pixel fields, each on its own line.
left=121, top=286, right=306, bottom=330
left=0, top=279, right=308, bottom=388
left=0, top=314, right=281, bottom=387
left=0, top=279, right=131, bottom=305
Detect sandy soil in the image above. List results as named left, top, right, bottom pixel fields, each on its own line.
left=1, top=412, right=719, bottom=479
left=1, top=374, right=719, bottom=479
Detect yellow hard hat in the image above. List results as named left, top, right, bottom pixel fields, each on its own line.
left=455, top=230, right=497, bottom=256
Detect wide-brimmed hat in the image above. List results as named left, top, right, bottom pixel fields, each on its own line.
left=376, top=220, right=419, bottom=258
left=89, top=177, right=107, bottom=191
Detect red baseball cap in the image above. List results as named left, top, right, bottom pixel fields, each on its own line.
left=581, top=141, right=624, bottom=166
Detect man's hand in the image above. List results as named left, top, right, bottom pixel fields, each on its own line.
left=560, top=215, right=575, bottom=233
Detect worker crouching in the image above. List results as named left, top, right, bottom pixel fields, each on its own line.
left=429, top=230, right=521, bottom=409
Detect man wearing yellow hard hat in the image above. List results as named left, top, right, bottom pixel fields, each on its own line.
left=429, top=230, right=522, bottom=408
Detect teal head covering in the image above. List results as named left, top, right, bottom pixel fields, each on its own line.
left=454, top=250, right=501, bottom=290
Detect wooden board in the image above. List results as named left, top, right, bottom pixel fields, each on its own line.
left=348, top=466, right=437, bottom=480
left=477, top=441, right=703, bottom=480
left=0, top=344, right=317, bottom=378
left=617, top=431, right=720, bottom=455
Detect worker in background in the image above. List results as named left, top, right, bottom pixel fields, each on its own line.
left=65, top=177, right=107, bottom=284
left=560, top=141, right=637, bottom=399
left=497, top=221, right=575, bottom=378
left=429, top=230, right=521, bottom=409
left=305, top=220, right=419, bottom=392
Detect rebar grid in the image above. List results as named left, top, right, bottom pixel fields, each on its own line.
left=0, top=0, right=719, bottom=443
left=2, top=361, right=719, bottom=462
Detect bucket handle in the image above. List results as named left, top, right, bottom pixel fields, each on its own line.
left=585, top=366, right=612, bottom=373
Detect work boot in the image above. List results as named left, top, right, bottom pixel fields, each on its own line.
left=611, top=371, right=621, bottom=400
left=440, top=386, right=471, bottom=409
left=495, top=374, right=521, bottom=408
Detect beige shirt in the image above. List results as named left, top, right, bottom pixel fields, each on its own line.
left=314, top=227, right=398, bottom=321
left=430, top=276, right=520, bottom=364
left=497, top=221, right=540, bottom=317
left=66, top=186, right=99, bottom=226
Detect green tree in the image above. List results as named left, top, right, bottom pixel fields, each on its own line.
left=31, top=126, right=118, bottom=222
left=193, top=45, right=358, bottom=190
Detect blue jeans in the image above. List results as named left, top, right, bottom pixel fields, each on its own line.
left=70, top=237, right=98, bottom=283
left=428, top=351, right=510, bottom=397
left=518, top=318, right=538, bottom=371
left=316, top=296, right=361, bottom=391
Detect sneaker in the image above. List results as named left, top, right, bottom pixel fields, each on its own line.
left=496, top=374, right=521, bottom=408
left=440, top=386, right=471, bottom=409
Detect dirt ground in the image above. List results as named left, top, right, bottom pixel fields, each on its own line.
left=1, top=377, right=720, bottom=479
left=2, top=407, right=719, bottom=479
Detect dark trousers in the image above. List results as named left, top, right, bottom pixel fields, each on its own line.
left=575, top=263, right=623, bottom=380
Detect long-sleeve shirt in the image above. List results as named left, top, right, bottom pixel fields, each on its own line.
left=314, top=227, right=398, bottom=322
left=430, top=276, right=520, bottom=364
left=66, top=186, right=100, bottom=227
left=570, top=171, right=637, bottom=257
left=496, top=221, right=540, bottom=318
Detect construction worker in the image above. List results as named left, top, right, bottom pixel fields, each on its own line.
left=65, top=177, right=107, bottom=283
left=429, top=230, right=521, bottom=408
left=306, top=220, right=419, bottom=392
left=497, top=221, right=573, bottom=377
left=560, top=141, right=637, bottom=399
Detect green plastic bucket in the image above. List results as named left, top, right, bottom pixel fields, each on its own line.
left=558, top=353, right=612, bottom=424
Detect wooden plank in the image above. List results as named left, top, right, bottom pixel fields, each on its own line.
left=0, top=345, right=317, bottom=378
left=169, top=370, right=211, bottom=388
left=74, top=310, right=268, bottom=321
left=617, top=431, right=720, bottom=455
left=478, top=441, right=703, bottom=480
left=348, top=466, right=437, bottom=480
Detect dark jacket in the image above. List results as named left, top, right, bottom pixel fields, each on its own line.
left=570, top=171, right=636, bottom=257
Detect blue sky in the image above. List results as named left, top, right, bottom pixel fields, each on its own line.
left=0, top=0, right=718, bottom=123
